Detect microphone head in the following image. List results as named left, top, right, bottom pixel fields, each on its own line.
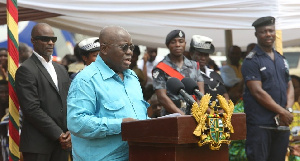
left=181, top=77, right=198, bottom=95
left=166, top=77, right=185, bottom=95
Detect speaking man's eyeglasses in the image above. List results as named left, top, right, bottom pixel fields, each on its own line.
left=104, top=43, right=135, bottom=52
left=33, top=36, right=57, bottom=43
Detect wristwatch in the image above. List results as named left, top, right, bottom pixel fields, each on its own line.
left=286, top=107, right=293, bottom=113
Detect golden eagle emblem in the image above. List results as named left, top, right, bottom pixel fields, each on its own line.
left=191, top=94, right=234, bottom=150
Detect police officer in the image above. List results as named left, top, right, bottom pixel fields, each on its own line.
left=152, top=30, right=204, bottom=116
left=189, top=35, right=229, bottom=102
left=69, top=37, right=100, bottom=80
left=241, top=16, right=294, bottom=161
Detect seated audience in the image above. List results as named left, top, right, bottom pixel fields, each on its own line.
left=68, top=43, right=85, bottom=76
left=0, top=48, right=8, bottom=81
left=147, top=93, right=162, bottom=118
left=220, top=45, right=243, bottom=104
left=61, top=54, right=77, bottom=71
left=130, top=45, right=147, bottom=89
left=19, top=42, right=32, bottom=65
left=137, top=47, right=163, bottom=100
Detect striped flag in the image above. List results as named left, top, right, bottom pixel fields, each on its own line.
left=6, top=0, right=20, bottom=161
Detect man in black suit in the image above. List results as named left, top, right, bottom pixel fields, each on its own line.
left=15, top=23, right=71, bottom=161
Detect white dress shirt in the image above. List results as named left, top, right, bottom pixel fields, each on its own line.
left=33, top=51, right=58, bottom=90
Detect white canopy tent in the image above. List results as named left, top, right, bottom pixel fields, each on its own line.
left=1, top=0, right=300, bottom=51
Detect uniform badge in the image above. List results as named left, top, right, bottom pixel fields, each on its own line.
left=260, top=67, right=266, bottom=71
left=283, top=59, right=289, bottom=69
left=153, top=70, right=159, bottom=79
left=246, top=51, right=256, bottom=59
left=191, top=94, right=234, bottom=150
left=179, top=31, right=183, bottom=37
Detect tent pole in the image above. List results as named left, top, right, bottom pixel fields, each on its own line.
left=225, top=29, right=233, bottom=63
left=225, top=30, right=233, bottom=56
left=275, top=30, right=283, bottom=55
left=7, top=0, right=20, bottom=160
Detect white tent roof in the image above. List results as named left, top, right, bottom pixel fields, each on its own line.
left=1, top=0, right=300, bottom=50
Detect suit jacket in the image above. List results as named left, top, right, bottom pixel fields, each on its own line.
left=15, top=53, right=70, bottom=154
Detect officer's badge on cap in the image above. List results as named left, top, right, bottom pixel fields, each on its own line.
left=190, top=35, right=215, bottom=54
left=78, top=37, right=100, bottom=52
left=252, top=16, right=275, bottom=28
left=165, top=30, right=185, bottom=46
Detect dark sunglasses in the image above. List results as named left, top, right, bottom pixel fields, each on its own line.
left=33, top=36, right=57, bottom=43
left=105, top=43, right=135, bottom=52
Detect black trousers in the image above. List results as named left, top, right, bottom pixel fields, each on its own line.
left=22, top=144, right=70, bottom=161
left=245, top=124, right=290, bottom=161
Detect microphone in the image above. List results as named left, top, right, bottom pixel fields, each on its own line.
left=181, top=77, right=204, bottom=101
left=166, top=77, right=196, bottom=106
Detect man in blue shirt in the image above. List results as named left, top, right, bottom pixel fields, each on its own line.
left=67, top=26, right=149, bottom=161
left=242, top=16, right=294, bottom=161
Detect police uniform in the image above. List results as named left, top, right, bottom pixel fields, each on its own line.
left=152, top=54, right=203, bottom=116
left=201, top=66, right=226, bottom=101
left=242, top=44, right=291, bottom=160
left=188, top=35, right=226, bottom=102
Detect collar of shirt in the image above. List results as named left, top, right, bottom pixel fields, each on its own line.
left=95, top=55, right=135, bottom=80
left=201, top=66, right=213, bottom=77
left=32, top=50, right=58, bottom=90
left=32, top=50, right=53, bottom=63
left=253, top=45, right=283, bottom=64
left=254, top=45, right=278, bottom=57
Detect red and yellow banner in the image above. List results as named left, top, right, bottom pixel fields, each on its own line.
left=7, top=0, right=20, bottom=160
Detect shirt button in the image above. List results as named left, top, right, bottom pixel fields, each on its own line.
left=60, top=109, right=63, bottom=112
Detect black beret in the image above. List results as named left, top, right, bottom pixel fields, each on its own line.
left=165, top=30, right=185, bottom=46
left=252, top=16, right=275, bottom=28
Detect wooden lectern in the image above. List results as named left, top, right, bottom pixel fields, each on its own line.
left=122, top=113, right=246, bottom=161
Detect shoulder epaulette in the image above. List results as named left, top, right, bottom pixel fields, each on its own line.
left=246, top=51, right=256, bottom=59
left=276, top=50, right=285, bottom=58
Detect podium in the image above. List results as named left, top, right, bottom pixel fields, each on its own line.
left=122, top=113, right=246, bottom=161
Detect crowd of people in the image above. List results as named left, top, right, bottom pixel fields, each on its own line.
left=0, top=16, right=299, bottom=161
